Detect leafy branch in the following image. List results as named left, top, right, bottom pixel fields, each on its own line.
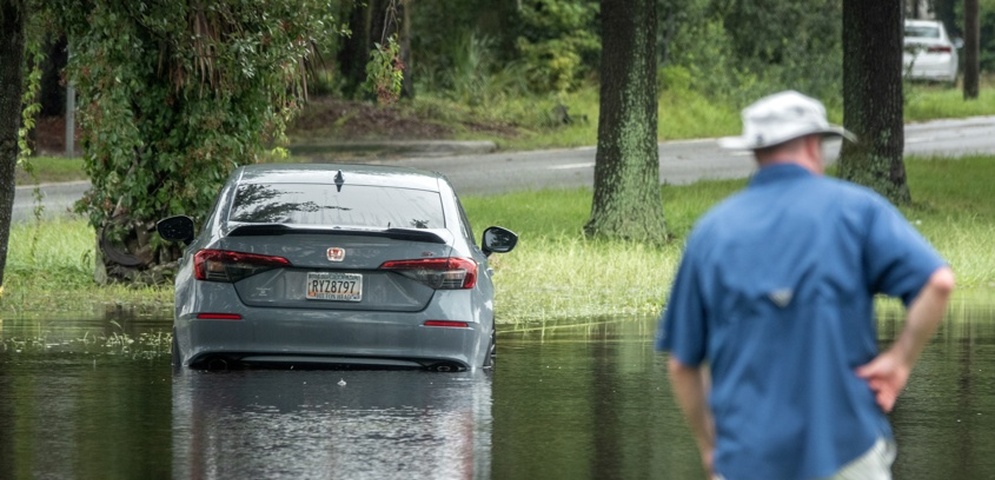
left=365, top=34, right=405, bottom=105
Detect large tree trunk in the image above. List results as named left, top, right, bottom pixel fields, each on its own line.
left=963, top=0, right=980, bottom=100
left=840, top=0, right=910, bottom=204
left=0, top=0, right=26, bottom=290
left=584, top=0, right=667, bottom=242
left=337, top=0, right=372, bottom=98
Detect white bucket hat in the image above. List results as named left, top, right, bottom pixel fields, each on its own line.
left=718, top=90, right=856, bottom=150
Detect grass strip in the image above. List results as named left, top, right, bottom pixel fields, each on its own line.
left=3, top=155, right=992, bottom=325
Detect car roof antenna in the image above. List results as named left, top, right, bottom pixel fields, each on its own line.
left=334, top=170, right=344, bottom=192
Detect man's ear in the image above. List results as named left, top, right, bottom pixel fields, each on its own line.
left=806, top=135, right=825, bottom=171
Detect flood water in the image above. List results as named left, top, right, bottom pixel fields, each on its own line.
left=1, top=308, right=995, bottom=479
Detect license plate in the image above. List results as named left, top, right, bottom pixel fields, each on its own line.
left=305, top=272, right=362, bottom=302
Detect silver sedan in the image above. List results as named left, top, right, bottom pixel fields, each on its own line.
left=157, top=164, right=517, bottom=371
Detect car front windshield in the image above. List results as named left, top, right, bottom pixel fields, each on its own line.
left=229, top=183, right=445, bottom=229
left=905, top=25, right=940, bottom=38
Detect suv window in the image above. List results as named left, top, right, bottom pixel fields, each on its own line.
left=229, top=183, right=445, bottom=229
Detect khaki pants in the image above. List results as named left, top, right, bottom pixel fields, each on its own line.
left=829, top=437, right=896, bottom=480
left=712, top=437, right=897, bottom=480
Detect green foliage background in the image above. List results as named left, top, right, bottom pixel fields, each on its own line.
left=406, top=0, right=993, bottom=110
left=935, top=0, right=995, bottom=71
left=659, top=0, right=843, bottom=106
left=48, top=1, right=338, bottom=248
left=408, top=0, right=846, bottom=107
left=10, top=0, right=995, bottom=281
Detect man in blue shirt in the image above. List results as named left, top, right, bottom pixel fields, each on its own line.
left=657, top=91, right=955, bottom=479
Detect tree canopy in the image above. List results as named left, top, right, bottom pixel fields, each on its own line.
left=46, top=0, right=340, bottom=282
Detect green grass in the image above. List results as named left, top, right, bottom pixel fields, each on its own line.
left=15, top=156, right=85, bottom=185
left=904, top=81, right=995, bottom=122
left=437, top=82, right=995, bottom=150
left=900, top=155, right=995, bottom=288
left=436, top=86, right=742, bottom=150
left=8, top=81, right=995, bottom=324
left=658, top=89, right=742, bottom=140
left=461, top=155, right=995, bottom=325
left=3, top=155, right=994, bottom=323
left=2, top=218, right=173, bottom=318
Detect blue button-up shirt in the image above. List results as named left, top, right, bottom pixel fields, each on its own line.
left=658, top=164, right=945, bottom=479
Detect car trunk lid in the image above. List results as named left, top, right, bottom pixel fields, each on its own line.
left=212, top=228, right=458, bottom=312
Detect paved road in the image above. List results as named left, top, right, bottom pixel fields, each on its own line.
left=381, top=115, right=995, bottom=195
left=12, top=180, right=89, bottom=223
left=12, top=115, right=995, bottom=221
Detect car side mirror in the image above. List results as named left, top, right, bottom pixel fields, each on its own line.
left=481, top=226, right=518, bottom=257
left=953, top=37, right=964, bottom=49
left=157, top=215, right=195, bottom=246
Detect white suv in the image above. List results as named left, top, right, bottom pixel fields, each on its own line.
left=903, top=19, right=959, bottom=84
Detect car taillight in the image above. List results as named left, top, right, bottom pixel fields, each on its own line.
left=379, top=257, right=478, bottom=289
left=194, top=249, right=291, bottom=282
left=928, top=45, right=952, bottom=53
left=424, top=320, right=470, bottom=328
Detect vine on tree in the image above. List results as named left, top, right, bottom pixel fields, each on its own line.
left=365, top=34, right=405, bottom=105
left=18, top=6, right=54, bottom=260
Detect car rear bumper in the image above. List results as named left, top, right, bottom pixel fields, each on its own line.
left=907, top=68, right=957, bottom=82
left=903, top=56, right=957, bottom=82
left=176, top=308, right=487, bottom=371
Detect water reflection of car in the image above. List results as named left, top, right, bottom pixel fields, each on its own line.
left=903, top=19, right=959, bottom=84
left=157, top=164, right=518, bottom=371
left=171, top=369, right=492, bottom=479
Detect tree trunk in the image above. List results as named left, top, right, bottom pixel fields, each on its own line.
left=40, top=36, right=67, bottom=116
left=399, top=0, right=413, bottom=99
left=840, top=0, right=910, bottom=205
left=584, top=0, right=667, bottom=242
left=963, top=0, right=980, bottom=100
left=0, top=0, right=26, bottom=290
left=337, top=0, right=371, bottom=97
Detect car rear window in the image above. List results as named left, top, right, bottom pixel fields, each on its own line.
left=905, top=25, right=940, bottom=38
left=229, top=183, right=445, bottom=228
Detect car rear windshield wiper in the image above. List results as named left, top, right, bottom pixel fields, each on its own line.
left=227, top=223, right=448, bottom=244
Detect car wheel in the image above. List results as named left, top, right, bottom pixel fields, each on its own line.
left=482, top=327, right=496, bottom=369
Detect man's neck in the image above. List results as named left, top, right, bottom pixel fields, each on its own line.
left=756, top=156, right=823, bottom=175
left=753, top=135, right=825, bottom=175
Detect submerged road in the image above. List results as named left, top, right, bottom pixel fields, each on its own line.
left=13, top=115, right=995, bottom=221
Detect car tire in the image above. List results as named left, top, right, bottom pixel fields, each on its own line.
left=482, top=327, right=496, bottom=369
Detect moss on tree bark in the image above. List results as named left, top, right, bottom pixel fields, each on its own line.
left=584, top=0, right=667, bottom=243
left=840, top=0, right=910, bottom=205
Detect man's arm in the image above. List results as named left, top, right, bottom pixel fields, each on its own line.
left=668, top=357, right=716, bottom=477
left=857, top=266, right=955, bottom=412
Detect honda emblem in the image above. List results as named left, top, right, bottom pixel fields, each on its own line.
left=326, top=247, right=345, bottom=262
